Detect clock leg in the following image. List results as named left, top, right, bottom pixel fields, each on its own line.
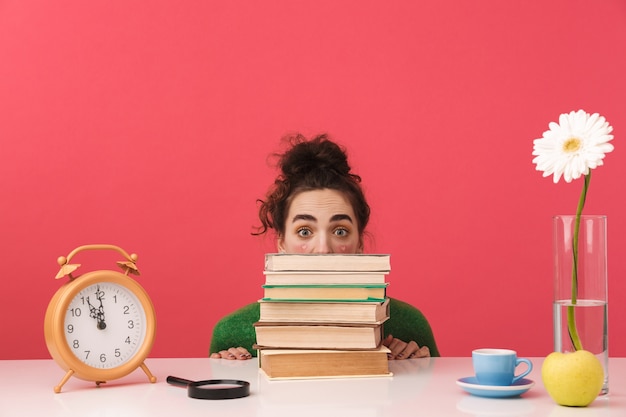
left=140, top=362, right=157, bottom=383
left=54, top=369, right=75, bottom=393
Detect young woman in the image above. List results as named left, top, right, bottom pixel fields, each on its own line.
left=210, top=134, right=439, bottom=360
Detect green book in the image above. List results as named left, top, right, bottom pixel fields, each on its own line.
left=262, top=284, right=388, bottom=302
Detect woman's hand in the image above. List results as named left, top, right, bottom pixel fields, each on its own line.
left=382, top=334, right=430, bottom=360
left=209, top=347, right=252, bottom=360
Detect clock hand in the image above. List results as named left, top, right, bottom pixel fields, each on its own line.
left=95, top=287, right=107, bottom=330
left=86, top=297, right=99, bottom=321
left=86, top=290, right=107, bottom=330
left=96, top=310, right=107, bottom=330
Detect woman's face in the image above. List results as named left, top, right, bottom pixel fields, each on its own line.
left=278, top=188, right=362, bottom=254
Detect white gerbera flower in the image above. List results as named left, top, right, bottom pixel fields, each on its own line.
left=532, top=110, right=614, bottom=183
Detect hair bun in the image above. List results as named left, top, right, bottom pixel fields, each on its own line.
left=280, top=134, right=351, bottom=180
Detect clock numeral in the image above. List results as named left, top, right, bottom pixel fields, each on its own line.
left=123, top=305, right=130, bottom=314
left=128, top=320, right=134, bottom=329
left=72, top=340, right=79, bottom=349
left=115, top=348, right=121, bottom=357
left=67, top=324, right=74, bottom=334
left=100, top=353, right=107, bottom=363
left=125, top=336, right=131, bottom=344
left=70, top=308, right=82, bottom=317
left=84, top=350, right=90, bottom=359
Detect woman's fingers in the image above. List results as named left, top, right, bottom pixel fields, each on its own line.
left=384, top=337, right=431, bottom=360
left=218, top=349, right=237, bottom=359
left=210, top=347, right=252, bottom=360
left=230, top=347, right=252, bottom=360
left=397, top=340, right=419, bottom=359
left=388, top=338, right=407, bottom=360
left=412, top=345, right=431, bottom=358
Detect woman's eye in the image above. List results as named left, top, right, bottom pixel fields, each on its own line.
left=297, top=228, right=312, bottom=237
left=334, top=228, right=349, bottom=237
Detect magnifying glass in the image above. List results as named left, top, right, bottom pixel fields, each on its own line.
left=166, top=376, right=250, bottom=400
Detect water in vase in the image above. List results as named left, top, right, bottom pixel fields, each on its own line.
left=553, top=299, right=608, bottom=395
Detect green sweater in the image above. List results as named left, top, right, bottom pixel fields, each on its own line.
left=209, top=298, right=440, bottom=357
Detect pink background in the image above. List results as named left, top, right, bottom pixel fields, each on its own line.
left=1, top=1, right=625, bottom=359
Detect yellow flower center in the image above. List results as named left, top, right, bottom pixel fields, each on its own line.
left=562, top=137, right=582, bottom=153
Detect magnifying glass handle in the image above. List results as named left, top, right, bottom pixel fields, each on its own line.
left=166, top=376, right=194, bottom=387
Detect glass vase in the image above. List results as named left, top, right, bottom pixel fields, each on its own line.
left=553, top=215, right=608, bottom=395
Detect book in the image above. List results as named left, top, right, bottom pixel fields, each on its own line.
left=264, top=253, right=391, bottom=272
left=258, top=346, right=392, bottom=379
left=263, top=270, right=387, bottom=285
left=253, top=321, right=385, bottom=350
left=258, top=298, right=390, bottom=323
left=262, top=284, right=387, bottom=302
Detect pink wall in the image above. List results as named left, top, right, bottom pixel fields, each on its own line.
left=1, top=1, right=625, bottom=359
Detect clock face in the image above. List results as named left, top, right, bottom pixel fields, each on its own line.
left=63, top=281, right=147, bottom=369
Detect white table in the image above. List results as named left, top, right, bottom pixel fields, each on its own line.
left=1, top=357, right=623, bottom=416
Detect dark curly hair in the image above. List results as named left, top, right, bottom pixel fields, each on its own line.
left=254, top=133, right=370, bottom=238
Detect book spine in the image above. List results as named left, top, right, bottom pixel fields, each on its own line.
left=258, top=298, right=390, bottom=324
left=262, top=284, right=387, bottom=302
left=254, top=323, right=383, bottom=350
left=264, top=254, right=391, bottom=272
left=263, top=272, right=388, bottom=285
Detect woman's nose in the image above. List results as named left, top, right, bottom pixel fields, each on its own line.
left=313, top=235, right=332, bottom=254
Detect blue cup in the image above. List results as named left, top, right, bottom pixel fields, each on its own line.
left=472, top=348, right=533, bottom=386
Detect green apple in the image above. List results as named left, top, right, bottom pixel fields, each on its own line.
left=541, top=350, right=604, bottom=407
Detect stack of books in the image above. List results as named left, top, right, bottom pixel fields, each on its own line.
left=254, top=253, right=393, bottom=379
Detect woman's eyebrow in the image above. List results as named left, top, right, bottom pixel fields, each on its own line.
left=330, top=214, right=353, bottom=223
left=292, top=214, right=317, bottom=222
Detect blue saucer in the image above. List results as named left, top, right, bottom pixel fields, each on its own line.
left=456, top=376, right=534, bottom=398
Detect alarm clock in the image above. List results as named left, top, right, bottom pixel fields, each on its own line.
left=44, top=244, right=157, bottom=393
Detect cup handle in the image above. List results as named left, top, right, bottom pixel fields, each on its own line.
left=512, top=358, right=533, bottom=383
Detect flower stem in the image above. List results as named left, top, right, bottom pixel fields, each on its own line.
left=568, top=172, right=590, bottom=351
